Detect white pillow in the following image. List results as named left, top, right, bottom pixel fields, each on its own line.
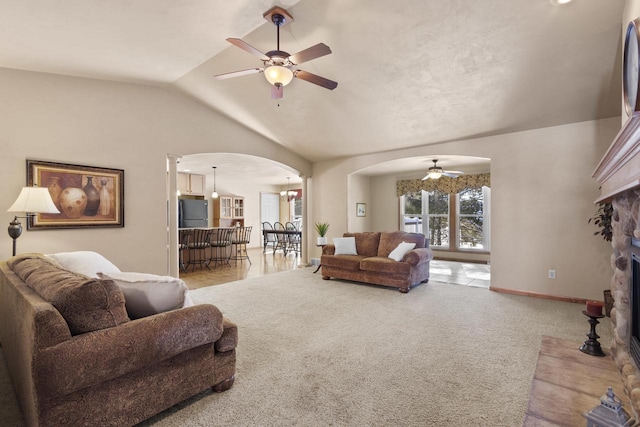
left=388, top=241, right=416, bottom=261
left=97, top=271, right=189, bottom=319
left=333, top=237, right=358, bottom=255
left=46, top=251, right=121, bottom=278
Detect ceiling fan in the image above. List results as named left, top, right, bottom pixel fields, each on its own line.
left=421, top=160, right=464, bottom=180
left=214, top=6, right=338, bottom=99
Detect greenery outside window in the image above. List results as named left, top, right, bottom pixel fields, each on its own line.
left=401, top=186, right=490, bottom=252
left=456, top=187, right=490, bottom=250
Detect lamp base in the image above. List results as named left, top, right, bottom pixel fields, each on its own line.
left=8, top=216, right=23, bottom=257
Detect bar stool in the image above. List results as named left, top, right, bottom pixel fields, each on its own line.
left=187, top=228, right=212, bottom=271
left=230, top=226, right=252, bottom=264
left=210, top=227, right=233, bottom=267
left=178, top=229, right=192, bottom=273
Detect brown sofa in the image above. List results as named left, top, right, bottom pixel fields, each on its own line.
left=0, top=254, right=237, bottom=427
left=321, top=231, right=433, bottom=293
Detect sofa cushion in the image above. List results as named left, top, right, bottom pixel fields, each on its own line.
left=97, top=271, right=190, bottom=319
left=388, top=241, right=417, bottom=261
left=344, top=232, right=381, bottom=257
left=333, top=237, right=358, bottom=255
left=321, top=254, right=366, bottom=271
left=378, top=231, right=426, bottom=257
left=359, top=256, right=412, bottom=275
left=46, top=251, right=121, bottom=278
left=8, top=254, right=129, bottom=335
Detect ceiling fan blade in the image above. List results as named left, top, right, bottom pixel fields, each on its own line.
left=271, top=85, right=284, bottom=99
left=214, top=68, right=263, bottom=80
left=288, top=43, right=332, bottom=65
left=443, top=171, right=463, bottom=178
left=226, top=38, right=270, bottom=61
left=294, top=70, right=338, bottom=90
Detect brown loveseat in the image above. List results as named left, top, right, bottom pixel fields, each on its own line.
left=0, top=254, right=237, bottom=426
left=321, top=231, right=432, bottom=293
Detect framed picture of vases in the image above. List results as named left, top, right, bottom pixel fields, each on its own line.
left=26, top=159, right=124, bottom=229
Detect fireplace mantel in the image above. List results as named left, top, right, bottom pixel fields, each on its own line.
left=594, top=113, right=640, bottom=203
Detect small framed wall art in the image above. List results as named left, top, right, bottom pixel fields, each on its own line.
left=27, top=159, right=124, bottom=229
left=356, top=202, right=366, bottom=217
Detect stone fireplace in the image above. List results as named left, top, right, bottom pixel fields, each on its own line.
left=594, top=115, right=640, bottom=418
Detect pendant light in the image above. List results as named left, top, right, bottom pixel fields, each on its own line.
left=211, top=166, right=219, bottom=199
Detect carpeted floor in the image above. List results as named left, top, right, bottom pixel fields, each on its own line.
left=0, top=267, right=613, bottom=426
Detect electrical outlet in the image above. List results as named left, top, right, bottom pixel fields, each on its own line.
left=548, top=269, right=556, bottom=279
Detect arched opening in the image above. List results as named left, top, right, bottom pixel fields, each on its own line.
left=166, top=152, right=306, bottom=277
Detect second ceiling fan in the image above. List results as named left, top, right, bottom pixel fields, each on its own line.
left=214, top=7, right=338, bottom=99
left=422, top=160, right=464, bottom=180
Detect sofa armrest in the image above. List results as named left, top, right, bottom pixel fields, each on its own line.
left=403, top=247, right=433, bottom=266
left=322, top=244, right=336, bottom=255
left=35, top=304, right=224, bottom=396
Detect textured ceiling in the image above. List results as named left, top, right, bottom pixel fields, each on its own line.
left=0, top=0, right=625, bottom=182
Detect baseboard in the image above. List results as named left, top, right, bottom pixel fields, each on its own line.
left=489, top=286, right=602, bottom=305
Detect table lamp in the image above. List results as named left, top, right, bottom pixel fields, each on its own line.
left=7, top=187, right=60, bottom=256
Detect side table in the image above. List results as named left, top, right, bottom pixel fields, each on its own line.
left=313, top=244, right=326, bottom=274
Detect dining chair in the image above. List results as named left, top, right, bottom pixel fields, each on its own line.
left=273, top=222, right=288, bottom=255
left=285, top=221, right=300, bottom=256
left=262, top=221, right=277, bottom=253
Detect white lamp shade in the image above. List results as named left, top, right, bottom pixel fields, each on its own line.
left=264, top=65, right=294, bottom=86
left=428, top=171, right=443, bottom=179
left=7, top=187, right=60, bottom=214
left=212, top=191, right=219, bottom=199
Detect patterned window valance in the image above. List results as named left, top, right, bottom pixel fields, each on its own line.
left=396, top=173, right=490, bottom=196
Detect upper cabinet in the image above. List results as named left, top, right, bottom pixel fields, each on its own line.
left=213, top=195, right=244, bottom=227
left=178, top=173, right=205, bottom=196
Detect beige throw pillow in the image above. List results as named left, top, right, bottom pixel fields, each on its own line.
left=388, top=241, right=416, bottom=261
left=97, top=271, right=190, bottom=319
left=46, top=251, right=121, bottom=278
left=333, top=237, right=358, bottom=255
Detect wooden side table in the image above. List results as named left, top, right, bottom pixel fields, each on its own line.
left=313, top=244, right=326, bottom=273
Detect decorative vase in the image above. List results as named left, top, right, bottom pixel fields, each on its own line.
left=83, top=176, right=100, bottom=216
left=99, top=178, right=111, bottom=216
left=59, top=187, right=87, bottom=219
left=317, top=236, right=327, bottom=246
left=47, top=176, right=62, bottom=211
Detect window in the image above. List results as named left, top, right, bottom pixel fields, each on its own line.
left=457, top=187, right=490, bottom=250
left=401, top=186, right=490, bottom=252
left=401, top=191, right=450, bottom=249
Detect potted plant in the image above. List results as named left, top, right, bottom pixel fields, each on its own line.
left=588, top=202, right=613, bottom=242
left=314, top=222, right=330, bottom=245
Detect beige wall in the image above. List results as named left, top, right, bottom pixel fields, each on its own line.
left=0, top=67, right=310, bottom=274
left=311, top=118, right=619, bottom=301
left=347, top=174, right=370, bottom=232
left=0, top=65, right=621, bottom=300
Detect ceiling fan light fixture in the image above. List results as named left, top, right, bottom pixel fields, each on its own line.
left=428, top=171, right=443, bottom=180
left=264, top=65, right=293, bottom=86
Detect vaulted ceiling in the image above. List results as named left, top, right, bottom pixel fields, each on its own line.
left=0, top=0, right=625, bottom=180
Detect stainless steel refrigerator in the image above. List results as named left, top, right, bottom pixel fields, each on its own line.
left=178, top=199, right=208, bottom=228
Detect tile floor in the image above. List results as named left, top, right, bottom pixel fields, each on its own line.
left=429, top=259, right=491, bottom=288
left=180, top=248, right=491, bottom=290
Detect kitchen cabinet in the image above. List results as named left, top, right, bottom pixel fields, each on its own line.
left=214, top=195, right=244, bottom=227
left=178, top=173, right=205, bottom=196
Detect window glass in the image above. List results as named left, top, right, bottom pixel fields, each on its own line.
left=427, top=191, right=449, bottom=248
left=457, top=187, right=489, bottom=250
